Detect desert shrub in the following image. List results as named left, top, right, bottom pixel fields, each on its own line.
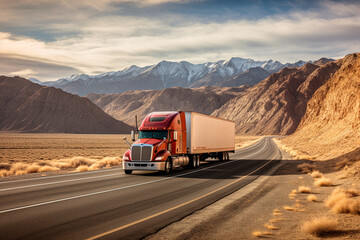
left=302, top=216, right=338, bottom=236
left=326, top=188, right=360, bottom=214
left=310, top=170, right=323, bottom=178
left=307, top=194, right=318, bottom=202
left=25, top=165, right=41, bottom=173
left=283, top=206, right=295, bottom=211
left=38, top=166, right=60, bottom=172
left=297, top=163, right=316, bottom=173
left=314, top=177, right=333, bottom=186
left=299, top=186, right=312, bottom=193
left=76, top=165, right=89, bottom=172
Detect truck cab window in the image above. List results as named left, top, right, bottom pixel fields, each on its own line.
left=139, top=130, right=169, bottom=140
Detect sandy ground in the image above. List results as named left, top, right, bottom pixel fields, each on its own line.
left=0, top=132, right=130, bottom=179
left=0, top=133, right=259, bottom=179
left=147, top=144, right=360, bottom=240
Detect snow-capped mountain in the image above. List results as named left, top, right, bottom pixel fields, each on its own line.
left=40, top=57, right=307, bottom=96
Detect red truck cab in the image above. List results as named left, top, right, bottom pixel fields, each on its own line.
left=123, top=111, right=189, bottom=174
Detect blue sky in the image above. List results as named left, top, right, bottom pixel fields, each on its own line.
left=1, top=0, right=359, bottom=81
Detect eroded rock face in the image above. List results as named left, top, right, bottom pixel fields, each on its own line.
left=213, top=61, right=341, bottom=135
left=283, top=53, right=360, bottom=158
left=86, top=86, right=249, bottom=126
left=0, top=76, right=133, bottom=133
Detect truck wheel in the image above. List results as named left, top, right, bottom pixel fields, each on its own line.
left=164, top=158, right=172, bottom=175
left=124, top=170, right=132, bottom=175
left=188, top=155, right=196, bottom=169
left=195, top=155, right=200, bottom=168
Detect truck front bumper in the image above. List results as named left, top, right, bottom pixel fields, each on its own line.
left=122, top=161, right=165, bottom=171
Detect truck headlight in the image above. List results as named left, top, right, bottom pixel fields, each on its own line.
left=123, top=155, right=129, bottom=161
left=155, top=156, right=164, bottom=160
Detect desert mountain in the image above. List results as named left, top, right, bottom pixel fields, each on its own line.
left=39, top=58, right=306, bottom=96
left=282, top=53, right=360, bottom=159
left=213, top=61, right=341, bottom=135
left=0, top=76, right=133, bottom=133
left=86, top=86, right=248, bottom=126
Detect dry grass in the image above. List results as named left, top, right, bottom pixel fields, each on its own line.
left=283, top=206, right=295, bottom=211
left=252, top=231, right=263, bottom=237
left=252, top=231, right=271, bottom=237
left=302, top=216, right=338, bottom=236
left=299, top=176, right=304, bottom=180
left=264, top=223, right=280, bottom=230
left=310, top=170, right=323, bottom=178
left=269, top=218, right=285, bottom=223
left=0, top=156, right=123, bottom=177
left=326, top=188, right=360, bottom=214
left=0, top=132, right=129, bottom=177
left=307, top=194, right=318, bottom=202
left=298, top=186, right=312, bottom=193
left=297, top=163, right=316, bottom=174
left=273, top=209, right=283, bottom=216
left=0, top=133, right=129, bottom=163
left=314, top=177, right=333, bottom=187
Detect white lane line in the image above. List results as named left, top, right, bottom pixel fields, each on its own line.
left=0, top=138, right=271, bottom=214
left=0, top=173, right=122, bottom=192
left=0, top=167, right=122, bottom=185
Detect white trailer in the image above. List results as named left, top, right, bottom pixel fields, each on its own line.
left=185, top=112, right=235, bottom=154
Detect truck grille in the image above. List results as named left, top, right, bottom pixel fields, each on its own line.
left=131, top=145, right=153, bottom=161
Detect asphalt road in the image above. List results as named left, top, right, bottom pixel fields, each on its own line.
left=0, top=137, right=281, bottom=240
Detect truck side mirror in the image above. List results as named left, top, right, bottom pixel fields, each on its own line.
left=131, top=130, right=135, bottom=142
left=173, top=131, right=178, bottom=141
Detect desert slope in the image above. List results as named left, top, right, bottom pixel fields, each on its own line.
left=213, top=62, right=340, bottom=135
left=281, top=53, right=360, bottom=159
left=0, top=76, right=133, bottom=133
left=87, top=86, right=248, bottom=125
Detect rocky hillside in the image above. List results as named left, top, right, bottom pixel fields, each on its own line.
left=213, top=61, right=340, bottom=135
left=0, top=76, right=133, bottom=133
left=281, top=53, right=360, bottom=159
left=87, top=86, right=248, bottom=126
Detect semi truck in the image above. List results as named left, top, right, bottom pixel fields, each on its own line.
left=122, top=111, right=235, bottom=174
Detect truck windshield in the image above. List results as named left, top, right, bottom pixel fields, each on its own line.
left=139, top=130, right=168, bottom=140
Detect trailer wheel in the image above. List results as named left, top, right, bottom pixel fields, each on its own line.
left=124, top=170, right=132, bottom=175
left=164, top=158, right=173, bottom=175
left=218, top=152, right=224, bottom=161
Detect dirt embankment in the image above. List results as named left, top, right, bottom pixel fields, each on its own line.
left=272, top=53, right=360, bottom=239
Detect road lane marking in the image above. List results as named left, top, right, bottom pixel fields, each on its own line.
left=87, top=147, right=280, bottom=240
left=0, top=167, right=122, bottom=185
left=0, top=173, right=122, bottom=192
left=0, top=138, right=271, bottom=214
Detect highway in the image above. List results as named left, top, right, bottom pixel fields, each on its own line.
left=0, top=137, right=281, bottom=240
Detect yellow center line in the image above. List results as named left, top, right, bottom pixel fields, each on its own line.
left=87, top=150, right=280, bottom=240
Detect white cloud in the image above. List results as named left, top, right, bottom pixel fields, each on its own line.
left=10, top=68, right=38, bottom=77
left=0, top=1, right=359, bottom=81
